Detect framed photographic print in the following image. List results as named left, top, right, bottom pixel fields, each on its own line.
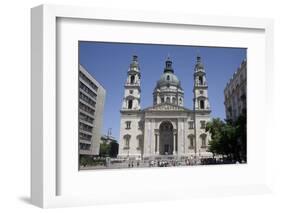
left=77, top=41, right=247, bottom=170
left=31, top=4, right=274, bottom=208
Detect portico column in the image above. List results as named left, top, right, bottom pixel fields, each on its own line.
left=155, top=129, right=159, bottom=155
left=173, top=129, right=177, bottom=155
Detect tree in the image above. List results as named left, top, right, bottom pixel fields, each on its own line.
left=206, top=118, right=235, bottom=157
left=109, top=141, right=119, bottom=158
left=80, top=155, right=92, bottom=167
left=99, top=143, right=110, bottom=157
left=100, top=141, right=119, bottom=158
left=206, top=113, right=246, bottom=163
left=234, top=111, right=247, bottom=162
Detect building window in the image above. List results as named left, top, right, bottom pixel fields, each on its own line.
left=200, top=120, right=206, bottom=129
left=80, top=143, right=91, bottom=150
left=137, top=135, right=142, bottom=150
left=200, top=100, right=205, bottom=109
left=125, top=139, right=129, bottom=147
left=128, top=99, right=133, bottom=109
left=80, top=112, right=94, bottom=124
left=200, top=90, right=203, bottom=95
left=188, top=121, right=194, bottom=129
left=188, top=135, right=194, bottom=148
left=172, top=97, right=176, bottom=104
left=129, top=90, right=133, bottom=94
left=179, top=98, right=182, bottom=105
left=167, top=75, right=170, bottom=81
left=125, top=121, right=131, bottom=129
left=201, top=134, right=207, bottom=148
left=138, top=121, right=143, bottom=129
left=79, top=132, right=91, bottom=141
left=161, top=97, right=164, bottom=103
left=228, top=107, right=232, bottom=117
left=138, top=138, right=142, bottom=150
left=166, top=97, right=170, bottom=103
left=199, top=76, right=203, bottom=85
left=79, top=92, right=96, bottom=108
left=79, top=102, right=95, bottom=115
left=190, top=138, right=194, bottom=147
left=130, top=75, right=135, bottom=84
left=79, top=122, right=93, bottom=133
left=79, top=71, right=98, bottom=91
left=123, top=134, right=131, bottom=149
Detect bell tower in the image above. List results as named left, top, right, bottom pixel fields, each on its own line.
left=121, top=55, right=141, bottom=111
left=193, top=56, right=211, bottom=111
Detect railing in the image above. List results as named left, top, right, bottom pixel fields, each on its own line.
left=79, top=78, right=98, bottom=93
left=79, top=118, right=94, bottom=127
left=79, top=89, right=97, bottom=101
left=79, top=98, right=96, bottom=110
left=195, top=82, right=207, bottom=86
left=79, top=139, right=92, bottom=144
left=79, top=109, right=95, bottom=119
left=124, top=81, right=140, bottom=86
left=79, top=129, right=93, bottom=135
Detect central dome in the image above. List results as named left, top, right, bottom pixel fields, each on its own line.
left=153, top=57, right=184, bottom=106
left=158, top=72, right=180, bottom=87
left=156, top=57, right=181, bottom=88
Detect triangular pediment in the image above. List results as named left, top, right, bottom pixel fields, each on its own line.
left=143, top=103, right=191, bottom=112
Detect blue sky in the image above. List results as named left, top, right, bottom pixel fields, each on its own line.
left=79, top=41, right=246, bottom=140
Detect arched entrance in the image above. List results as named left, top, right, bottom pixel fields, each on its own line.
left=159, top=121, right=174, bottom=155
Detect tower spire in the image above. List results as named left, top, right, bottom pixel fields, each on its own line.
left=195, top=53, right=204, bottom=71
left=121, top=55, right=141, bottom=111
left=164, top=56, right=174, bottom=73
left=193, top=55, right=210, bottom=111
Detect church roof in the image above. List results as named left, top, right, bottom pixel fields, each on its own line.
left=128, top=55, right=140, bottom=73
left=195, top=56, right=205, bottom=71
left=157, top=72, right=181, bottom=88
left=143, top=103, right=192, bottom=112
left=155, top=57, right=182, bottom=89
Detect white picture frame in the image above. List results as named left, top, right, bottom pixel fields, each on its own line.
left=31, top=4, right=274, bottom=208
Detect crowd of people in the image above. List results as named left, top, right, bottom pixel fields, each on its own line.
left=84, top=156, right=245, bottom=170
left=127, top=157, right=238, bottom=168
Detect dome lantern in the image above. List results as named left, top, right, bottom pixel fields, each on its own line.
left=155, top=57, right=182, bottom=89
left=164, top=57, right=174, bottom=73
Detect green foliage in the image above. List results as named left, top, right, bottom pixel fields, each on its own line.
left=235, top=113, right=247, bottom=161
left=109, top=141, right=119, bottom=158
left=80, top=155, right=90, bottom=167
left=206, top=112, right=247, bottom=162
left=100, top=143, right=111, bottom=157
left=99, top=141, right=119, bottom=158
left=79, top=155, right=106, bottom=167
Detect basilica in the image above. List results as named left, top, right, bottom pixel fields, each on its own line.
left=118, top=55, right=212, bottom=160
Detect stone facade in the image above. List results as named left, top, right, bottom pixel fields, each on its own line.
left=118, top=56, right=212, bottom=160
left=224, top=59, right=247, bottom=121
left=79, top=65, right=106, bottom=156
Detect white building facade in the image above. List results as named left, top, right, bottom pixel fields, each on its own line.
left=118, top=56, right=212, bottom=160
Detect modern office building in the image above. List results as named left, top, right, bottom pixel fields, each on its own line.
left=118, top=55, right=212, bottom=160
left=79, top=64, right=106, bottom=156
left=224, top=59, right=247, bottom=121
